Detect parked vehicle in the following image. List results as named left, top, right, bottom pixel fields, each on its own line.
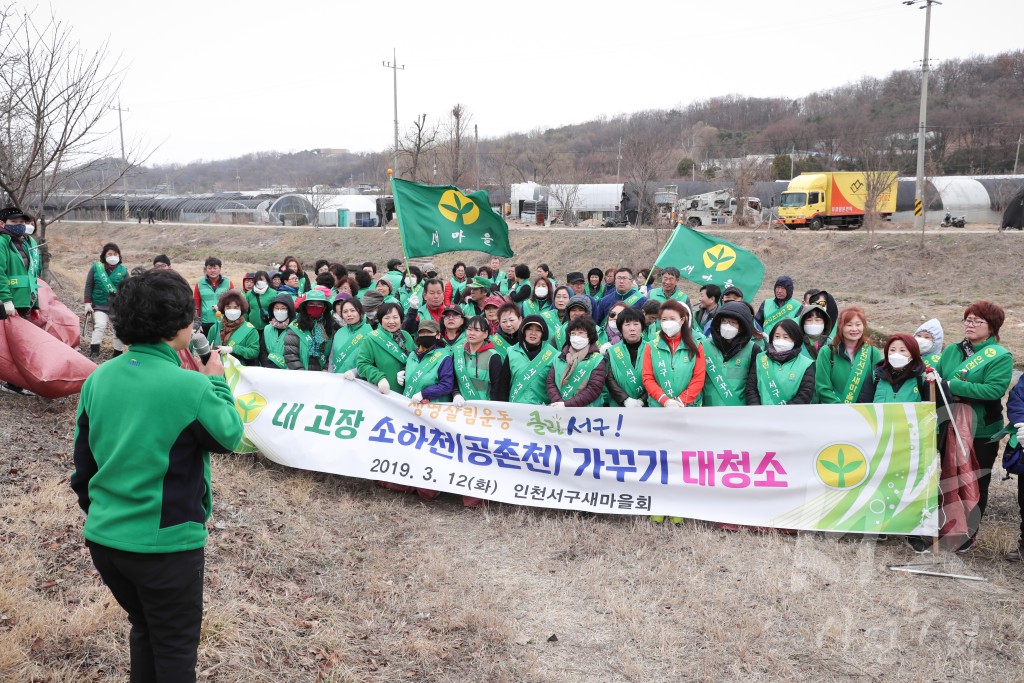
left=777, top=172, right=897, bottom=230
left=676, top=190, right=762, bottom=228
left=941, top=211, right=966, bottom=228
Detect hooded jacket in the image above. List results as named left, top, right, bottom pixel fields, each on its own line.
left=745, top=318, right=815, bottom=405
left=914, top=318, right=944, bottom=355
left=798, top=304, right=833, bottom=360
left=709, top=301, right=758, bottom=361
left=755, top=275, right=799, bottom=327
left=259, top=293, right=296, bottom=368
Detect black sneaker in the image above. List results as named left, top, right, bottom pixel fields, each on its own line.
left=1006, top=542, right=1024, bottom=562
left=955, top=536, right=976, bottom=555
left=1, top=382, right=32, bottom=396
left=907, top=536, right=931, bottom=554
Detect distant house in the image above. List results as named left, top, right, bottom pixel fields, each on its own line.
left=510, top=182, right=624, bottom=222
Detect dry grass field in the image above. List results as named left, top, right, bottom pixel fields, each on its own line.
left=2, top=221, right=1024, bottom=682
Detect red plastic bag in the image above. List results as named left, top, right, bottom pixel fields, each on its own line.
left=0, top=316, right=96, bottom=398
left=33, top=279, right=81, bottom=347
left=938, top=403, right=981, bottom=549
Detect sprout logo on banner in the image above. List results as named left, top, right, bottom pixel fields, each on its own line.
left=235, top=392, right=268, bottom=424
left=438, top=190, right=481, bottom=225
left=702, top=244, right=736, bottom=271
left=815, top=443, right=868, bottom=489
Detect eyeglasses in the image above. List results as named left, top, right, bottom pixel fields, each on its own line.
left=608, top=314, right=618, bottom=319
left=964, top=317, right=987, bottom=327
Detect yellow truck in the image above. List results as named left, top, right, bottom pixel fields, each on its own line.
left=777, top=172, right=897, bottom=230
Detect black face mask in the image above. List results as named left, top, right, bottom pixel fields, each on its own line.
left=417, top=335, right=437, bottom=348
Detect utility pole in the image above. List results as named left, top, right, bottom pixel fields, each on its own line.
left=905, top=0, right=939, bottom=233
left=615, top=136, right=622, bottom=184
left=790, top=146, right=795, bottom=180
left=110, top=100, right=129, bottom=219
left=474, top=124, right=480, bottom=189
left=382, top=49, right=404, bottom=183
left=1014, top=133, right=1022, bottom=175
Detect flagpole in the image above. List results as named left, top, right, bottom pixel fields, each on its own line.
left=389, top=169, right=413, bottom=278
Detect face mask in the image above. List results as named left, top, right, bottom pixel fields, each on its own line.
left=306, top=304, right=325, bottom=318
left=405, top=276, right=416, bottom=288
left=607, top=320, right=618, bottom=332
left=24, top=223, right=35, bottom=235
left=888, top=353, right=911, bottom=369
left=417, top=335, right=437, bottom=348
left=660, top=320, right=682, bottom=337
left=569, top=335, right=589, bottom=350
left=716, top=324, right=738, bottom=341
left=273, top=309, right=289, bottom=322
left=914, top=336, right=932, bottom=354
left=254, top=282, right=268, bottom=294
left=105, top=255, right=119, bottom=266
left=4, top=223, right=26, bottom=236
left=534, top=287, right=549, bottom=299
left=773, top=338, right=795, bottom=353
left=804, top=322, right=825, bottom=336
left=224, top=309, right=242, bottom=322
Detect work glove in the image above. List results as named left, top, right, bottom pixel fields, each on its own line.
left=549, top=401, right=565, bottom=408
left=411, top=392, right=424, bottom=403
left=377, top=378, right=390, bottom=394
left=1015, top=423, right=1024, bottom=443
left=624, top=397, right=645, bottom=408
left=407, top=293, right=421, bottom=309
left=217, top=345, right=232, bottom=355
left=925, top=367, right=941, bottom=383
left=664, top=399, right=684, bottom=408
left=396, top=370, right=406, bottom=386
left=3, top=301, right=16, bottom=318
left=341, top=369, right=357, bottom=380
left=639, top=285, right=649, bottom=296
left=599, top=341, right=613, bottom=356
left=84, top=303, right=93, bottom=314
left=452, top=394, right=466, bottom=408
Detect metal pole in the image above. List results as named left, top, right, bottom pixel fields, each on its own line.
left=1014, top=133, right=1022, bottom=175
left=111, top=100, right=129, bottom=220
left=912, top=1, right=936, bottom=233
left=474, top=124, right=480, bottom=189
left=381, top=50, right=404, bottom=182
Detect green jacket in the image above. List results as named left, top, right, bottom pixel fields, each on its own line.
left=356, top=328, right=415, bottom=389
left=0, top=233, right=41, bottom=309
left=244, top=288, right=278, bottom=330
left=206, top=320, right=260, bottom=363
left=937, top=337, right=1013, bottom=439
left=815, top=344, right=882, bottom=404
left=70, top=342, right=243, bottom=553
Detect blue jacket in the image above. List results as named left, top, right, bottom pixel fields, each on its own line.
left=1006, top=374, right=1024, bottom=426
left=594, top=288, right=648, bottom=324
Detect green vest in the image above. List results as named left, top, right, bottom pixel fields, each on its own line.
left=922, top=353, right=942, bottom=369
left=648, top=287, right=688, bottom=304
left=494, top=270, right=510, bottom=295
left=90, top=262, right=128, bottom=306
left=330, top=322, right=371, bottom=374
left=197, top=276, right=231, bottom=324
left=403, top=347, right=452, bottom=402
left=541, top=309, right=562, bottom=337
left=507, top=344, right=556, bottom=404
left=703, top=340, right=757, bottom=406
left=873, top=374, right=922, bottom=403
left=646, top=337, right=700, bottom=407
left=607, top=340, right=647, bottom=400
left=522, top=298, right=548, bottom=318
left=453, top=345, right=496, bottom=400
left=762, top=298, right=801, bottom=329
left=262, top=326, right=289, bottom=368
left=449, top=278, right=467, bottom=302
left=244, top=288, right=278, bottom=330
left=288, top=324, right=314, bottom=370
left=756, top=352, right=814, bottom=405
left=551, top=352, right=605, bottom=407
left=550, top=322, right=568, bottom=350
left=491, top=333, right=514, bottom=359
left=0, top=234, right=41, bottom=309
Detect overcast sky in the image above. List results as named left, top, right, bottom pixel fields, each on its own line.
left=46, top=0, right=1023, bottom=166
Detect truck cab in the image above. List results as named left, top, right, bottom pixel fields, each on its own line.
left=778, top=174, right=828, bottom=230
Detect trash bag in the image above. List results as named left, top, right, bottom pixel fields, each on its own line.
left=938, top=403, right=981, bottom=550
left=33, top=278, right=81, bottom=347
left=0, top=316, right=96, bottom=398
left=1001, top=185, right=1024, bottom=230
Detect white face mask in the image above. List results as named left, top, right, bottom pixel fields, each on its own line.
left=273, top=309, right=289, bottom=322
left=254, top=282, right=268, bottom=294
left=105, top=255, right=119, bottom=266
left=224, top=308, right=242, bottom=321
left=607, top=320, right=618, bottom=332
left=719, top=323, right=739, bottom=340
left=888, top=353, right=911, bottom=369
left=534, top=287, right=549, bottom=299
left=661, top=320, right=682, bottom=337
left=773, top=338, right=795, bottom=353
left=804, top=322, right=825, bottom=336
left=914, top=336, right=932, bottom=354
left=569, top=335, right=589, bottom=350
left=404, top=276, right=416, bottom=289
left=24, top=223, right=35, bottom=235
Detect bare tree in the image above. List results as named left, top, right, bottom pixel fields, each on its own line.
left=621, top=114, right=672, bottom=227
left=438, top=103, right=471, bottom=185
left=0, top=7, right=142, bottom=278
left=398, top=113, right=437, bottom=182
left=546, top=181, right=582, bottom=227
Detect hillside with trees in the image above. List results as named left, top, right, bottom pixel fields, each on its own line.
left=132, top=51, right=1024, bottom=194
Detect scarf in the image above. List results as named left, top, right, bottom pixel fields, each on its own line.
left=308, top=321, right=327, bottom=359
left=270, top=317, right=290, bottom=331
left=278, top=284, right=299, bottom=296
left=392, top=330, right=410, bottom=354
left=219, top=314, right=244, bottom=344
left=559, top=345, right=591, bottom=387
left=605, top=323, right=622, bottom=346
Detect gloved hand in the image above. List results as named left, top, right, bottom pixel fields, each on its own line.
left=453, top=394, right=466, bottom=408
left=550, top=401, right=565, bottom=408
left=925, top=367, right=941, bottom=383
left=341, top=369, right=357, bottom=380
left=217, top=345, right=232, bottom=355
left=377, top=378, right=390, bottom=394
left=411, top=392, right=424, bottom=403
left=639, top=285, right=649, bottom=296
left=664, top=399, right=684, bottom=408
left=396, top=370, right=406, bottom=386
left=84, top=303, right=93, bottom=314
left=599, top=341, right=613, bottom=356
left=1015, top=422, right=1024, bottom=442
left=3, top=301, right=16, bottom=318
left=624, top=397, right=645, bottom=408
left=407, top=293, right=421, bottom=309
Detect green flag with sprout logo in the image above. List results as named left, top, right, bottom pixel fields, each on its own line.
left=392, top=178, right=513, bottom=259
left=654, top=225, right=764, bottom=303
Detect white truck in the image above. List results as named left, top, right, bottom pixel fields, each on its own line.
left=677, top=190, right=762, bottom=227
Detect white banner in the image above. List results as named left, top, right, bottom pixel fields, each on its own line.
left=224, top=361, right=939, bottom=535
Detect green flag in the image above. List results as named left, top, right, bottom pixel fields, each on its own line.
left=392, top=178, right=513, bottom=259
left=654, top=226, right=764, bottom=303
